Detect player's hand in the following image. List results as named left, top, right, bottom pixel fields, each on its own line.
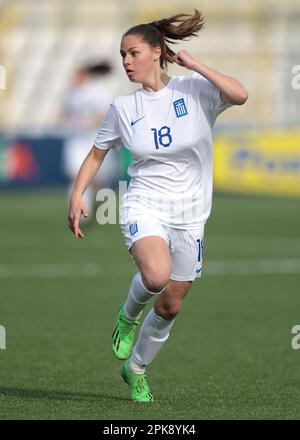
left=68, top=194, right=88, bottom=239
left=172, top=50, right=196, bottom=70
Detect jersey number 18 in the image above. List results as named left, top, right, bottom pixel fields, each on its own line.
left=151, top=126, right=173, bottom=149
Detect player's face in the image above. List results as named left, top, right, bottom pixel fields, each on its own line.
left=120, top=35, right=161, bottom=84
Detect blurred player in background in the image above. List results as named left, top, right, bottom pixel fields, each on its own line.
left=68, top=9, right=248, bottom=402
left=62, top=61, right=120, bottom=221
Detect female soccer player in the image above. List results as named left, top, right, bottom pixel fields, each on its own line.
left=68, top=9, right=248, bottom=403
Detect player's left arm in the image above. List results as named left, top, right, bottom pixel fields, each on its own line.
left=172, top=50, right=248, bottom=105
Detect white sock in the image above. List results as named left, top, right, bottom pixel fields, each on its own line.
left=124, top=272, right=166, bottom=321
left=128, top=307, right=176, bottom=375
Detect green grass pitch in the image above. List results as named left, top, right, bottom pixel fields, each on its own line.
left=0, top=189, right=300, bottom=419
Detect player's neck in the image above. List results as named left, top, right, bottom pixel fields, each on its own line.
left=142, top=70, right=171, bottom=93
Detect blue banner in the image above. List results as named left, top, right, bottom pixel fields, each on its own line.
left=0, top=135, right=67, bottom=188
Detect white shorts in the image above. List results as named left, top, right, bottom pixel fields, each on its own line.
left=120, top=214, right=205, bottom=282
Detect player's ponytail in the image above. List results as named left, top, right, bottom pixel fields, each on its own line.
left=123, top=9, right=205, bottom=69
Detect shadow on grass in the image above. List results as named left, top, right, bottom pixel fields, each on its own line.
left=0, top=386, right=129, bottom=403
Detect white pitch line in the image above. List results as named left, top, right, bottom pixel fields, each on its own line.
left=1, top=234, right=300, bottom=252
left=206, top=235, right=300, bottom=246
left=0, top=263, right=102, bottom=278
left=0, top=259, right=300, bottom=278
left=205, top=258, right=300, bottom=275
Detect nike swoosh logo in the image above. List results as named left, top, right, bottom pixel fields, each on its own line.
left=131, top=116, right=146, bottom=126
left=196, top=267, right=202, bottom=273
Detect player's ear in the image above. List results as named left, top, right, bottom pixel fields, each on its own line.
left=153, top=46, right=161, bottom=62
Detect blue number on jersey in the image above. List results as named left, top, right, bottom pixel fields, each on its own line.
left=151, top=126, right=173, bottom=149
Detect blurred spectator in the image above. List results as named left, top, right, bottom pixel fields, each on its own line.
left=61, top=61, right=120, bottom=221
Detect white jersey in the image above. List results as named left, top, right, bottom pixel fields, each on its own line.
left=65, top=80, right=112, bottom=138
left=94, top=72, right=233, bottom=229
left=62, top=79, right=119, bottom=184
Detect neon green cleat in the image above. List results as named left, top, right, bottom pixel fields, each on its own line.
left=112, top=303, right=140, bottom=360
left=121, top=360, right=154, bottom=403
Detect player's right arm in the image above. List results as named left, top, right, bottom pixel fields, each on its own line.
left=68, top=146, right=108, bottom=238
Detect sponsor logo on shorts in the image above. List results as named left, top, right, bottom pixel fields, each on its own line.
left=195, top=267, right=202, bottom=273
left=129, top=222, right=138, bottom=236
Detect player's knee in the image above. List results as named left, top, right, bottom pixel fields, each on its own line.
left=142, top=271, right=169, bottom=293
left=155, top=301, right=181, bottom=320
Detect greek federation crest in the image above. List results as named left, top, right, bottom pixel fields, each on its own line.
left=129, top=222, right=138, bottom=236
left=173, top=98, right=188, bottom=118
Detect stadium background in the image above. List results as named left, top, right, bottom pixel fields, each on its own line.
left=0, top=0, right=300, bottom=419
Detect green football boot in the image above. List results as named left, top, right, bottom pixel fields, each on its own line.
left=121, top=360, right=154, bottom=403
left=112, top=303, right=140, bottom=360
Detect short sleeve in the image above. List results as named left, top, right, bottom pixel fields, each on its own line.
left=94, top=101, right=122, bottom=150
left=191, top=72, right=234, bottom=122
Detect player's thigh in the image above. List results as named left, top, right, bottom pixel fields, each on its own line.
left=130, top=236, right=172, bottom=291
